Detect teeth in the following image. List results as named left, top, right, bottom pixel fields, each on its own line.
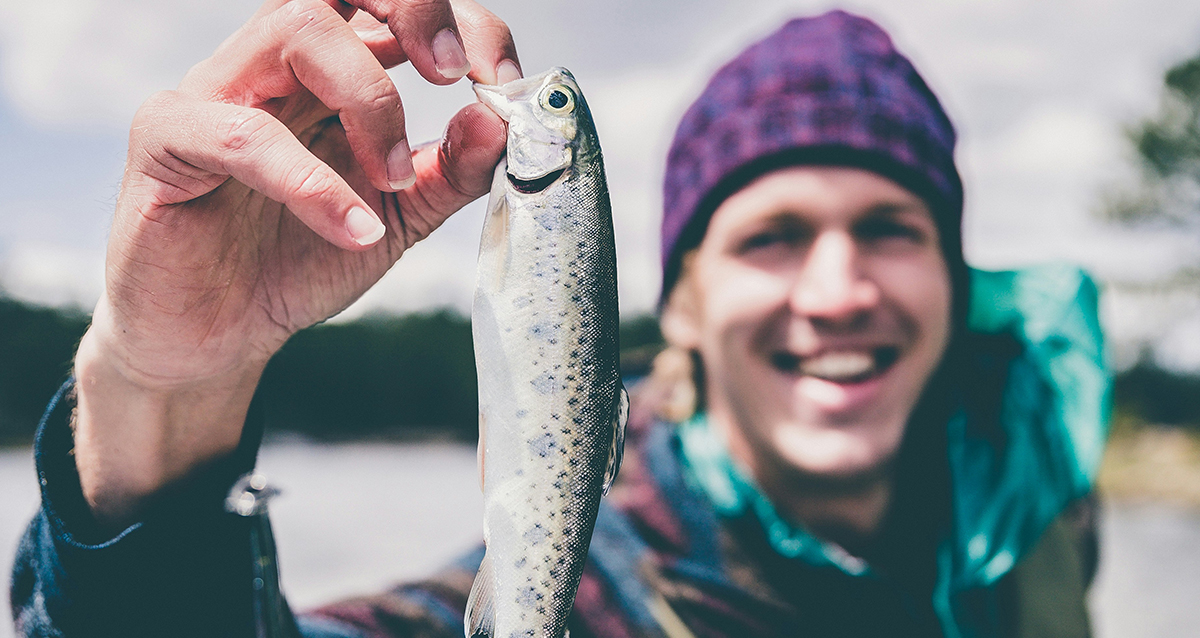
left=798, top=352, right=875, bottom=381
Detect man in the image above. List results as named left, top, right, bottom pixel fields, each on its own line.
left=11, top=3, right=1108, bottom=637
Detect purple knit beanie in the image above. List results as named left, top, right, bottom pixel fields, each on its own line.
left=660, top=10, right=967, bottom=322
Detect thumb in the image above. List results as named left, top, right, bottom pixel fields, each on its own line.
left=391, top=102, right=506, bottom=244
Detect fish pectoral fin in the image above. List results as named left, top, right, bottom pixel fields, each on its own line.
left=465, top=553, right=496, bottom=638
left=601, top=383, right=630, bottom=496
left=479, top=159, right=510, bottom=287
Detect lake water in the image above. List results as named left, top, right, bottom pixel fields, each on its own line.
left=3, top=441, right=1198, bottom=636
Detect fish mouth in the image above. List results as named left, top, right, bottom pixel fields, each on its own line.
left=507, top=168, right=566, bottom=194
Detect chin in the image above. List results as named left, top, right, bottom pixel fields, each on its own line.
left=768, top=418, right=905, bottom=485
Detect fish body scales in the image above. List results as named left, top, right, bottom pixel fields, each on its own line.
left=468, top=68, right=625, bottom=638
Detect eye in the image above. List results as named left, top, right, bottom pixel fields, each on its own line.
left=854, top=217, right=927, bottom=244
left=737, top=225, right=810, bottom=254
left=540, top=84, right=576, bottom=114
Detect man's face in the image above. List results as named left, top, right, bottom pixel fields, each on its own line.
left=663, top=166, right=951, bottom=484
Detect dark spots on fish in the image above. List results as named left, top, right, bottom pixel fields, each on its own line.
left=533, top=210, right=558, bottom=232
left=524, top=523, right=550, bottom=545
left=515, top=557, right=527, bottom=568
left=528, top=320, right=561, bottom=343
left=517, top=586, right=539, bottom=608
left=516, top=409, right=528, bottom=418
left=531, top=371, right=557, bottom=395
left=528, top=432, right=556, bottom=458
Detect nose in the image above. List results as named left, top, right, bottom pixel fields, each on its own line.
left=789, top=231, right=880, bottom=322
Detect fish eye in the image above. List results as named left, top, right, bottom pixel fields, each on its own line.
left=540, top=84, right=576, bottom=114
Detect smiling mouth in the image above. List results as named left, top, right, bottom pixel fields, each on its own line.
left=770, top=348, right=900, bottom=383
left=507, top=168, right=566, bottom=194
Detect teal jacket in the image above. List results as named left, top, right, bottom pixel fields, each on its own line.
left=677, top=265, right=1110, bottom=638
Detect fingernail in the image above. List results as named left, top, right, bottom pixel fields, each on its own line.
left=346, top=207, right=385, bottom=246
left=387, top=139, right=415, bottom=190
left=432, top=29, right=471, bottom=80
left=496, top=60, right=522, bottom=85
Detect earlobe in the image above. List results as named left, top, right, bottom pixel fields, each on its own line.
left=660, top=278, right=702, bottom=350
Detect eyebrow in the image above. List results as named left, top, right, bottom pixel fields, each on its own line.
left=858, top=202, right=930, bottom=219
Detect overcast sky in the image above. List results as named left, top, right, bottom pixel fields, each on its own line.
left=3, top=0, right=1200, bottom=368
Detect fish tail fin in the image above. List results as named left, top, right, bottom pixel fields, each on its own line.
left=465, top=553, right=496, bottom=638
left=602, top=383, right=630, bottom=496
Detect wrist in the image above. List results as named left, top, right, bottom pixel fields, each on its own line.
left=72, top=320, right=267, bottom=528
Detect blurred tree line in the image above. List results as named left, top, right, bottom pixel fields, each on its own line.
left=0, top=295, right=666, bottom=444
left=1103, top=45, right=1200, bottom=282
left=2, top=292, right=1200, bottom=445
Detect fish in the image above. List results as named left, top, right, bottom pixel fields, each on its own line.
left=466, top=67, right=628, bottom=638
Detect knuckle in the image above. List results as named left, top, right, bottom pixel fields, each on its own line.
left=290, top=164, right=340, bottom=202
left=453, top=1, right=513, bottom=47
left=475, top=19, right=514, bottom=50
left=132, top=91, right=180, bottom=131
left=359, top=74, right=403, bottom=117
left=462, top=5, right=509, bottom=38
left=274, top=0, right=340, bottom=34
left=390, top=0, right=451, bottom=27
left=217, top=108, right=277, bottom=156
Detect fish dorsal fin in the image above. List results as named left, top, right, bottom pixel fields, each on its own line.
left=465, top=553, right=495, bottom=638
left=602, top=384, right=630, bottom=496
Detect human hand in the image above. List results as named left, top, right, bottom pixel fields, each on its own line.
left=72, top=0, right=519, bottom=526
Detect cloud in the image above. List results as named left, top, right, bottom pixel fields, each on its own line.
left=5, top=0, right=1200, bottom=364
left=991, top=106, right=1121, bottom=177
left=0, top=242, right=104, bottom=308
left=0, top=0, right=257, bottom=129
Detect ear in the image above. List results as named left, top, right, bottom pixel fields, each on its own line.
left=659, top=259, right=702, bottom=350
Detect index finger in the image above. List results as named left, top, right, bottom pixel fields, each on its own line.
left=343, top=0, right=472, bottom=84
left=348, top=0, right=520, bottom=84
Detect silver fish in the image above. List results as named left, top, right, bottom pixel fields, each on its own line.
left=467, top=68, right=628, bottom=638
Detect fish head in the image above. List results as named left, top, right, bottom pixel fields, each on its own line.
left=474, top=67, right=592, bottom=191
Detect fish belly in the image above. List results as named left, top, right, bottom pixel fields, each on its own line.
left=471, top=178, right=616, bottom=638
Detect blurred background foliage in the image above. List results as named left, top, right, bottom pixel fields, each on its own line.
left=0, top=296, right=666, bottom=444
left=0, top=290, right=1198, bottom=445
left=1104, top=48, right=1200, bottom=286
